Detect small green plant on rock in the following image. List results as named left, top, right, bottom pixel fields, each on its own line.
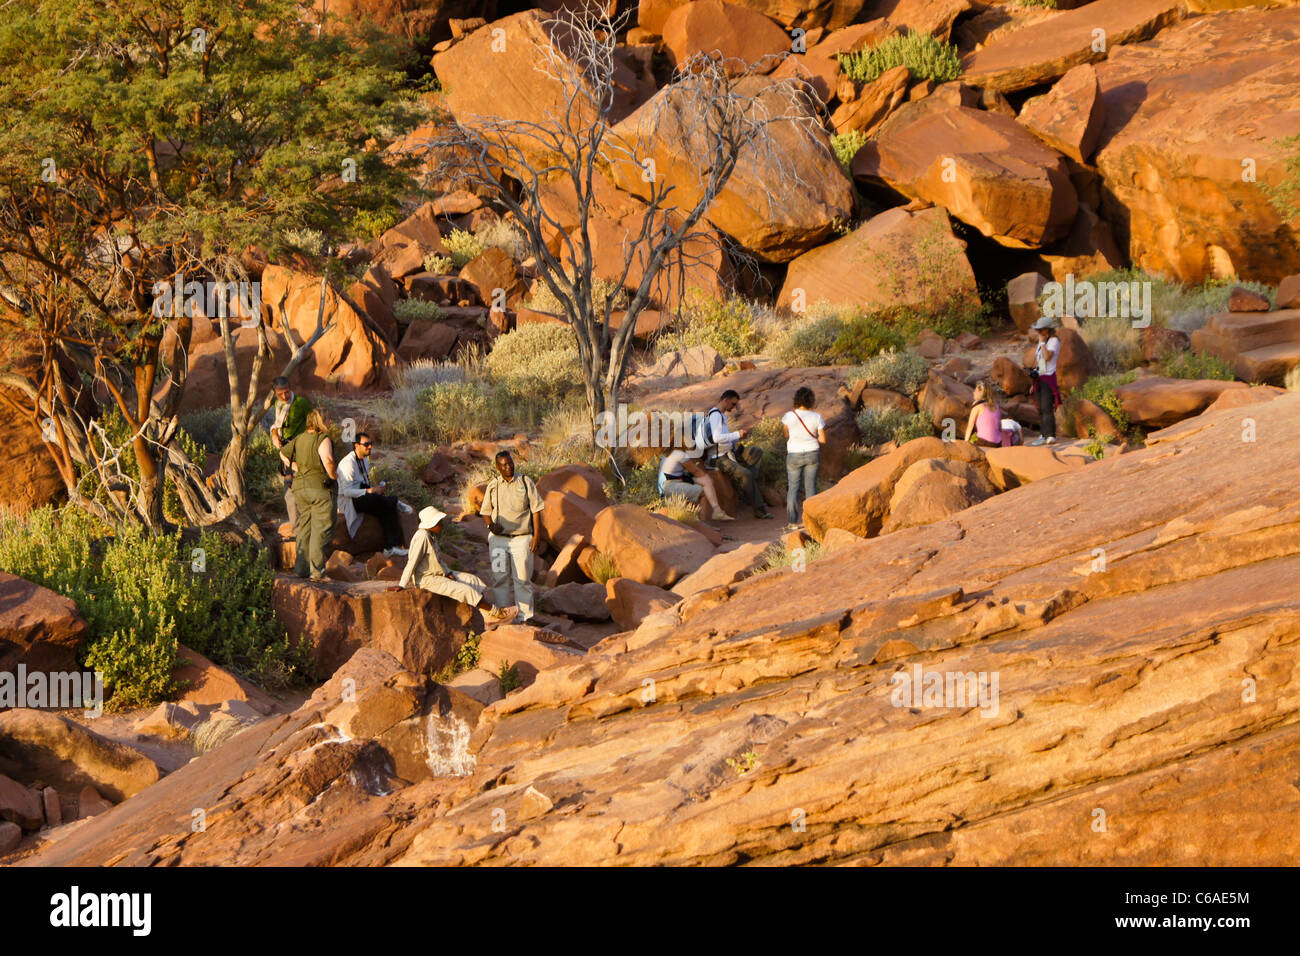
left=726, top=750, right=760, bottom=775
left=838, top=29, right=962, bottom=84
left=498, top=660, right=522, bottom=694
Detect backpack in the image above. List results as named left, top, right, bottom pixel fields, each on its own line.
left=690, top=407, right=722, bottom=465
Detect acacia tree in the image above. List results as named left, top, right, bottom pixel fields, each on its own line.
left=424, top=8, right=834, bottom=430
left=0, top=0, right=417, bottom=533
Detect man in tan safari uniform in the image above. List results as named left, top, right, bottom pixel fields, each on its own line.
left=479, top=450, right=545, bottom=623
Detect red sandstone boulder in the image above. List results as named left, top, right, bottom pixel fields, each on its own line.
left=881, top=457, right=997, bottom=533
left=477, top=624, right=585, bottom=689
left=802, top=436, right=986, bottom=540
left=0, top=709, right=160, bottom=803
left=778, top=206, right=978, bottom=315
left=962, top=0, right=1185, bottom=93
left=537, top=464, right=610, bottom=549
left=1228, top=286, right=1271, bottom=313
left=1017, top=62, right=1105, bottom=164
left=661, top=0, right=791, bottom=75
left=1072, top=398, right=1126, bottom=442
left=0, top=573, right=87, bottom=675
left=917, top=369, right=974, bottom=429
left=271, top=577, right=476, bottom=678
left=459, top=246, right=525, bottom=309
left=669, top=541, right=769, bottom=597
left=991, top=355, right=1033, bottom=398
left=853, top=97, right=1078, bottom=248
left=540, top=582, right=612, bottom=622
left=1277, top=275, right=1300, bottom=311
left=605, top=577, right=683, bottom=630
left=1114, top=376, right=1249, bottom=429
left=982, top=444, right=1088, bottom=490
left=172, top=645, right=277, bottom=715
left=1006, top=272, right=1048, bottom=334
left=611, top=74, right=853, bottom=262
left=591, top=504, right=715, bottom=588
left=261, top=266, right=396, bottom=392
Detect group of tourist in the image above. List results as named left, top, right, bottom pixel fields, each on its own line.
left=268, top=314, right=1064, bottom=614
left=267, top=379, right=539, bottom=622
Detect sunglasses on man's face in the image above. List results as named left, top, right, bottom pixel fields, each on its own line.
left=359, top=442, right=373, bottom=449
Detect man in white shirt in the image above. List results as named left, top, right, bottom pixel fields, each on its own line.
left=1028, top=316, right=1061, bottom=446
left=695, top=389, right=772, bottom=519
left=337, top=433, right=407, bottom=555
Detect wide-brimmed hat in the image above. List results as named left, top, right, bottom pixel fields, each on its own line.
left=1031, top=315, right=1058, bottom=331
left=417, top=506, right=447, bottom=530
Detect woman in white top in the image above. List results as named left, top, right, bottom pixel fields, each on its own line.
left=1027, top=315, right=1061, bottom=445
left=781, top=387, right=827, bottom=529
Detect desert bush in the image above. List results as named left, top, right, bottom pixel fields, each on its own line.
left=1068, top=370, right=1137, bottom=436
left=856, top=407, right=935, bottom=447
left=1263, top=133, right=1300, bottom=222
left=831, top=130, right=868, bottom=170
left=421, top=381, right=496, bottom=443
left=832, top=311, right=908, bottom=364
left=475, top=218, right=530, bottom=261
left=0, top=510, right=302, bottom=709
left=838, top=29, right=961, bottom=84
left=747, top=417, right=793, bottom=494
left=847, top=348, right=930, bottom=396
left=1080, top=314, right=1144, bottom=375
left=759, top=538, right=825, bottom=572
left=655, top=294, right=765, bottom=358
left=443, top=228, right=485, bottom=267
left=282, top=227, right=326, bottom=256
left=1159, top=349, right=1235, bottom=381
left=370, top=458, right=433, bottom=510
left=88, top=408, right=208, bottom=524
left=484, top=322, right=583, bottom=408
left=350, top=208, right=401, bottom=241
left=617, top=459, right=662, bottom=507
left=179, top=406, right=234, bottom=455
left=1286, top=366, right=1300, bottom=391
left=393, top=298, right=445, bottom=323
left=392, top=358, right=466, bottom=391
left=767, top=313, right=845, bottom=366
left=1079, top=269, right=1275, bottom=334
left=524, top=273, right=628, bottom=315
left=654, top=494, right=701, bottom=525
left=245, top=428, right=286, bottom=505
left=434, top=631, right=482, bottom=684
left=423, top=253, right=456, bottom=275
left=587, top=551, right=620, bottom=585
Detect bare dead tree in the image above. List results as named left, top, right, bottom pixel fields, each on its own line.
left=422, top=8, right=834, bottom=432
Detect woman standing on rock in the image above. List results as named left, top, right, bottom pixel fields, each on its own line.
left=781, top=387, right=826, bottom=530
left=284, top=408, right=338, bottom=581
left=1028, top=316, right=1061, bottom=446
left=964, top=379, right=1019, bottom=447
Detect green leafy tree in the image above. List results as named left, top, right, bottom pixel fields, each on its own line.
left=0, top=0, right=418, bottom=533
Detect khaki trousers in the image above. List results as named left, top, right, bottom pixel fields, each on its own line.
left=421, top=571, right=487, bottom=607
left=488, top=532, right=535, bottom=619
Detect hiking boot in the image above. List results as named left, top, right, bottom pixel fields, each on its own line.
left=754, top=510, right=774, bottom=520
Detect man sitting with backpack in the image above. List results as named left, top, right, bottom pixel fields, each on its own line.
left=696, top=389, right=773, bottom=520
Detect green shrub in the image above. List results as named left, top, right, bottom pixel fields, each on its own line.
left=1263, top=133, right=1300, bottom=223
left=0, top=510, right=302, bottom=709
left=370, top=458, right=434, bottom=510
left=855, top=407, right=935, bottom=447
left=1158, top=349, right=1235, bottom=381
left=1079, top=268, right=1275, bottom=334
left=1079, top=314, right=1144, bottom=375
left=655, top=294, right=765, bottom=358
left=434, top=632, right=481, bottom=684
left=351, top=208, right=400, bottom=240
left=475, top=218, right=530, bottom=261
left=838, top=29, right=961, bottom=84
left=832, top=312, right=907, bottom=364
left=179, top=406, right=234, bottom=455
left=588, top=551, right=621, bottom=585
left=760, top=538, right=825, bottom=572
left=282, top=227, right=326, bottom=257
left=1069, top=370, right=1137, bottom=435
left=654, top=494, right=701, bottom=525
left=421, top=381, right=496, bottom=443
left=484, top=322, right=583, bottom=404
left=444, top=228, right=485, bottom=267
left=86, top=408, right=208, bottom=524
left=831, top=130, right=868, bottom=170
left=524, top=273, right=628, bottom=316
left=747, top=417, right=793, bottom=494
left=618, top=460, right=662, bottom=507
left=393, top=298, right=445, bottom=323
left=246, top=428, right=285, bottom=506
left=423, top=253, right=456, bottom=275
left=768, top=313, right=845, bottom=366
left=847, top=348, right=930, bottom=396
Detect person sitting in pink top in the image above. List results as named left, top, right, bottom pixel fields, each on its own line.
left=964, top=379, right=1020, bottom=448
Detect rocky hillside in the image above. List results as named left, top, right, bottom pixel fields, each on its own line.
left=16, top=389, right=1300, bottom=866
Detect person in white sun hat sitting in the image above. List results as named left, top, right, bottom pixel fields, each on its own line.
left=389, top=506, right=513, bottom=620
